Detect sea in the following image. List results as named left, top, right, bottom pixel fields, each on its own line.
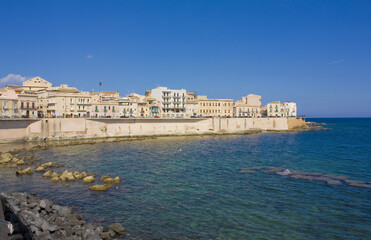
left=0, top=118, right=370, bottom=240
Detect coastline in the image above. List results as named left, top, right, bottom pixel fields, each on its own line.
left=0, top=117, right=306, bottom=144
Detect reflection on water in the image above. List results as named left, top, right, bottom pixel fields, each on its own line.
left=0, top=118, right=371, bottom=239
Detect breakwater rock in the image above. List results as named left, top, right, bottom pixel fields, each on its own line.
left=1, top=192, right=126, bottom=240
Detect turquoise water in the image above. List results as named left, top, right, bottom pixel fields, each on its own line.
left=1, top=118, right=370, bottom=239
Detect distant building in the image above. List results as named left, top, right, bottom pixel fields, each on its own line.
left=18, top=93, right=38, bottom=118
left=92, top=100, right=118, bottom=118
left=267, top=101, right=297, bottom=117
left=234, top=94, right=262, bottom=117
left=0, top=89, right=19, bottom=118
left=117, top=97, right=138, bottom=117
left=22, top=77, right=53, bottom=92
left=283, top=101, right=297, bottom=117
left=147, top=87, right=187, bottom=118
left=198, top=97, right=233, bottom=117
left=37, top=84, right=91, bottom=118
left=146, top=98, right=161, bottom=117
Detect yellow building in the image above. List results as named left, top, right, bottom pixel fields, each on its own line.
left=198, top=98, right=233, bottom=117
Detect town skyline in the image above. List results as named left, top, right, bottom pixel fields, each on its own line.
left=1, top=1, right=371, bottom=117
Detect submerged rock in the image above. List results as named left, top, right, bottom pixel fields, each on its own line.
left=276, top=169, right=292, bottom=176
left=327, top=180, right=342, bottom=185
left=240, top=169, right=256, bottom=174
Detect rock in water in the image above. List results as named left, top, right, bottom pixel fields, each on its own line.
left=108, top=223, right=126, bottom=235
left=89, top=184, right=113, bottom=191
left=36, top=166, right=46, bottom=172
left=16, top=167, right=34, bottom=176
left=42, top=170, right=53, bottom=178
left=327, top=180, right=342, bottom=185
left=82, top=176, right=95, bottom=183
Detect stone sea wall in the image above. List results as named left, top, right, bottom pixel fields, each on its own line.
left=0, top=117, right=305, bottom=143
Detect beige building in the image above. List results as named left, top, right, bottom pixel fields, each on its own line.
left=0, top=89, right=19, bottom=118
left=186, top=100, right=199, bottom=117
left=234, top=94, right=262, bottom=117
left=198, top=97, right=233, bottom=117
left=267, top=101, right=285, bottom=117
left=37, top=85, right=92, bottom=118
left=18, top=93, right=38, bottom=118
left=22, top=77, right=53, bottom=92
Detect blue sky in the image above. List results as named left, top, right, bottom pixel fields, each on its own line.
left=0, top=0, right=370, bottom=117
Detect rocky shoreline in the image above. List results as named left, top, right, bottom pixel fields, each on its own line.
left=1, top=192, right=126, bottom=240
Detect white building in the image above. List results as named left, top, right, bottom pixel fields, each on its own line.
left=283, top=101, right=297, bottom=117
left=267, top=101, right=297, bottom=117
left=147, top=87, right=187, bottom=118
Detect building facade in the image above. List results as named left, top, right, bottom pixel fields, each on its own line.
left=267, top=101, right=297, bottom=117
left=234, top=94, right=262, bottom=117
left=148, top=87, right=187, bottom=118
left=198, top=98, right=233, bottom=117
left=0, top=89, right=19, bottom=118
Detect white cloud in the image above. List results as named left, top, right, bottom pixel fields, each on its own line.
left=329, top=59, right=346, bottom=64
left=0, top=74, right=31, bottom=86
left=86, top=55, right=93, bottom=59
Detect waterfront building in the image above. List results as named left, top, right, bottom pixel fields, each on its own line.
left=234, top=94, right=262, bottom=117
left=22, top=77, right=53, bottom=92
left=283, top=101, right=297, bottom=117
left=267, top=101, right=297, bottom=117
left=117, top=97, right=138, bottom=117
left=198, top=97, right=233, bottom=117
left=185, top=99, right=199, bottom=117
left=0, top=89, right=19, bottom=118
left=138, top=102, right=150, bottom=117
left=267, top=101, right=284, bottom=117
left=147, top=87, right=187, bottom=118
left=146, top=98, right=161, bottom=117
left=37, top=84, right=92, bottom=118
left=17, top=92, right=38, bottom=118
left=91, top=100, right=119, bottom=118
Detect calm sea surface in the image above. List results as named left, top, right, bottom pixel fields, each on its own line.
left=0, top=118, right=370, bottom=239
